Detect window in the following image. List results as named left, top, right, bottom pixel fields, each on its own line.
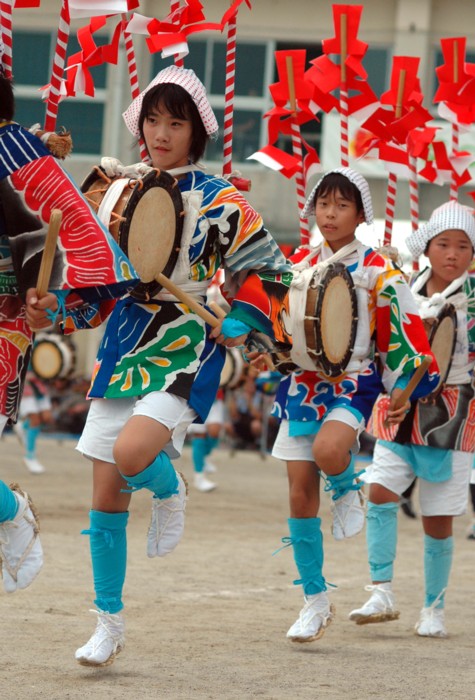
left=12, top=31, right=106, bottom=155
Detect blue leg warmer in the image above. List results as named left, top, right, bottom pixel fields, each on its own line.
left=82, top=510, right=129, bottom=614
left=287, top=517, right=326, bottom=596
left=424, top=534, right=453, bottom=609
left=205, top=436, right=219, bottom=457
left=0, top=480, right=19, bottom=523
left=367, top=501, right=399, bottom=582
left=324, top=455, right=364, bottom=501
left=120, top=451, right=178, bottom=499
left=192, top=438, right=207, bottom=474
left=25, top=425, right=40, bottom=459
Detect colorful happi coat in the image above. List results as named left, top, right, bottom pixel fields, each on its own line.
left=63, top=168, right=292, bottom=421
left=372, top=267, right=475, bottom=451
left=272, top=240, right=439, bottom=427
left=0, top=121, right=139, bottom=423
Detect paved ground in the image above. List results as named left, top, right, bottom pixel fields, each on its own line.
left=1, top=433, right=474, bottom=699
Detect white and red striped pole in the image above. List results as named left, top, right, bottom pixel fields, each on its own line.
left=408, top=154, right=420, bottom=271
left=122, top=15, right=148, bottom=162
left=44, top=0, right=71, bottom=132
left=286, top=56, right=310, bottom=246
left=222, top=9, right=236, bottom=179
left=383, top=69, right=406, bottom=246
left=449, top=121, right=460, bottom=201
left=170, top=1, right=184, bottom=68
left=339, top=13, right=349, bottom=167
left=0, top=0, right=13, bottom=78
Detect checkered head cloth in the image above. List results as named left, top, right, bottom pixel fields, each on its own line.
left=406, top=200, right=475, bottom=259
left=122, top=65, right=219, bottom=138
left=302, top=167, right=374, bottom=224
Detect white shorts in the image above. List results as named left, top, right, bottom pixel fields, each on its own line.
left=365, top=441, right=472, bottom=517
left=20, top=396, right=52, bottom=417
left=0, top=413, right=7, bottom=435
left=272, top=408, right=365, bottom=462
left=77, top=392, right=198, bottom=464
left=187, top=399, right=225, bottom=435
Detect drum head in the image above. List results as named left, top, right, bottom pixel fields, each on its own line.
left=31, top=334, right=75, bottom=380
left=428, top=304, right=457, bottom=395
left=120, top=170, right=183, bottom=300
left=311, top=263, right=358, bottom=377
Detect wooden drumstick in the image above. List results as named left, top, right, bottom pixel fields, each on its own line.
left=36, top=209, right=62, bottom=298
left=155, top=272, right=221, bottom=328
left=384, top=355, right=432, bottom=427
left=209, top=301, right=227, bottom=319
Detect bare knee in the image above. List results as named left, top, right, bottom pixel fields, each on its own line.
left=369, top=482, right=399, bottom=505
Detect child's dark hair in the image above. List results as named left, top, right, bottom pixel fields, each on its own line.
left=0, top=74, right=15, bottom=121
left=313, top=172, right=364, bottom=213
left=138, top=83, right=208, bottom=163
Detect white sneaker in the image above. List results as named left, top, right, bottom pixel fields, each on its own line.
left=331, top=486, right=365, bottom=540
left=194, top=472, right=217, bottom=492
left=23, top=457, right=46, bottom=474
left=147, top=472, right=188, bottom=558
left=415, top=606, right=447, bottom=638
left=349, top=584, right=400, bottom=624
left=75, top=610, right=125, bottom=666
left=0, top=483, right=43, bottom=593
left=204, top=460, right=217, bottom=474
left=286, top=592, right=335, bottom=643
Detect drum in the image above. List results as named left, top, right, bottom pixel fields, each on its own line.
left=281, top=262, right=358, bottom=377
left=81, top=167, right=184, bottom=301
left=31, top=333, right=76, bottom=380
left=219, top=348, right=245, bottom=389
left=423, top=302, right=457, bottom=399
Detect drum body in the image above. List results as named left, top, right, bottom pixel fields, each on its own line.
left=81, top=167, right=184, bottom=300
left=31, top=333, right=76, bottom=380
left=282, top=262, right=358, bottom=377
left=219, top=348, right=245, bottom=389
left=423, top=303, right=457, bottom=399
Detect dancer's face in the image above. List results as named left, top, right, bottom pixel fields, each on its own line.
left=426, top=229, right=473, bottom=289
left=142, top=100, right=193, bottom=171
left=315, top=188, right=365, bottom=252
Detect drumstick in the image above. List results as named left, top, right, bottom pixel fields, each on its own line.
left=209, top=301, right=226, bottom=319
left=36, top=209, right=62, bottom=298
left=384, top=355, right=432, bottom=427
left=155, top=272, right=220, bottom=328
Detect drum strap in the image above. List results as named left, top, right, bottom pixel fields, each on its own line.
left=97, top=178, right=130, bottom=227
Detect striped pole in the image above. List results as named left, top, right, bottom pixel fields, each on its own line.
left=449, top=121, right=459, bottom=201
left=170, top=1, right=184, bottom=68
left=222, top=9, right=236, bottom=178
left=339, top=12, right=349, bottom=167
left=383, top=69, right=406, bottom=246
left=122, top=15, right=148, bottom=162
left=44, top=0, right=71, bottom=132
left=0, top=0, right=13, bottom=78
left=286, top=55, right=310, bottom=246
left=408, top=154, right=420, bottom=271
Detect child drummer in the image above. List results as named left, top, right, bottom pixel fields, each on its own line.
left=349, top=200, right=475, bottom=638
left=270, top=167, right=439, bottom=643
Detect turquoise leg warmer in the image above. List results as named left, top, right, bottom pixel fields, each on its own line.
left=120, top=451, right=178, bottom=499
left=0, top=480, right=19, bottom=523
left=205, top=436, right=219, bottom=457
left=367, top=501, right=399, bottom=582
left=287, top=517, right=326, bottom=596
left=324, top=455, right=364, bottom=501
left=81, top=510, right=129, bottom=614
left=192, top=438, right=207, bottom=474
left=424, top=534, right=453, bottom=609
left=25, top=425, right=40, bottom=459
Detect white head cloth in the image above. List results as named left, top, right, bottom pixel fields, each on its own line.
left=122, top=65, right=219, bottom=139
left=406, top=200, right=475, bottom=259
left=301, top=166, right=374, bottom=224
